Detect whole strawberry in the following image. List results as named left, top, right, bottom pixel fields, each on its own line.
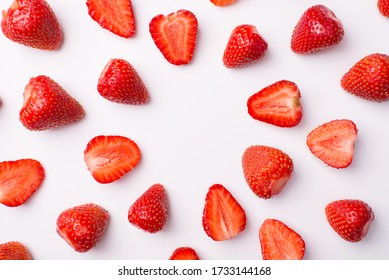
left=291, top=5, right=344, bottom=54
left=325, top=199, right=374, bottom=242
left=0, top=241, right=32, bottom=260
left=1, top=0, right=63, bottom=50
left=223, top=24, right=268, bottom=68
left=378, top=0, right=389, bottom=17
left=341, top=53, right=389, bottom=102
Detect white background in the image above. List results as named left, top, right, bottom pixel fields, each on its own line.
left=0, top=0, right=388, bottom=260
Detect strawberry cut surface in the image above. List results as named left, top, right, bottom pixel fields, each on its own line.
left=210, top=0, right=236, bottom=6
left=169, top=247, right=200, bottom=260
left=0, top=241, right=33, bottom=260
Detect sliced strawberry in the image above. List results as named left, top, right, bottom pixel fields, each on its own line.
left=86, top=0, right=135, bottom=38
left=128, top=184, right=168, bottom=233
left=242, top=145, right=293, bottom=199
left=169, top=247, right=200, bottom=260
left=378, top=0, right=389, bottom=17
left=0, top=159, right=44, bottom=207
left=97, top=58, right=149, bottom=104
left=56, top=203, right=110, bottom=253
left=1, top=0, right=63, bottom=50
left=259, top=219, right=305, bottom=260
left=202, top=184, right=246, bottom=241
left=84, top=135, right=141, bottom=184
left=247, top=80, right=302, bottom=127
left=210, top=0, right=236, bottom=6
left=307, top=119, right=357, bottom=168
left=149, top=9, right=198, bottom=65
left=0, top=241, right=32, bottom=260
left=325, top=199, right=374, bottom=242
left=223, top=24, right=268, bottom=68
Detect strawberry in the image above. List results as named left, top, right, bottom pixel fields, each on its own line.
left=86, top=0, right=135, bottom=38
left=1, top=0, right=63, bottom=50
left=169, top=247, right=200, bottom=260
left=291, top=5, right=344, bottom=54
left=210, top=0, right=236, bottom=7
left=378, top=0, right=389, bottom=17
left=259, top=219, right=305, bottom=260
left=56, top=203, right=110, bottom=253
left=0, top=241, right=32, bottom=260
left=84, top=135, right=141, bottom=184
left=19, top=75, right=85, bottom=131
left=306, top=119, right=357, bottom=168
left=0, top=159, right=44, bottom=207
left=341, top=53, right=389, bottom=102
left=247, top=80, right=303, bottom=127
left=97, top=58, right=149, bottom=105
left=149, top=10, right=198, bottom=66
left=325, top=199, right=374, bottom=242
left=223, top=24, right=268, bottom=68
left=202, top=184, right=246, bottom=241
left=242, top=145, right=293, bottom=199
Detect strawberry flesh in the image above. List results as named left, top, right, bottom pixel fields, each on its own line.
left=169, top=247, right=200, bottom=260
left=210, top=0, right=236, bottom=6
left=0, top=241, right=32, bottom=260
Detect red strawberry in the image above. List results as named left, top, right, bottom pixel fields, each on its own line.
left=325, top=199, right=374, bottom=242
left=242, top=145, right=293, bottom=199
left=19, top=75, right=85, bottom=131
left=149, top=10, right=198, bottom=66
left=84, top=135, right=141, bottom=184
left=378, top=0, right=389, bottom=17
left=307, top=119, right=357, bottom=168
left=210, top=0, right=236, bottom=7
left=259, top=219, right=305, bottom=260
left=56, top=203, right=110, bottom=253
left=291, top=5, right=344, bottom=54
left=1, top=0, right=63, bottom=50
left=202, top=184, right=246, bottom=241
left=86, top=0, right=135, bottom=38
left=0, top=159, right=44, bottom=207
left=128, top=184, right=168, bottom=233
left=0, top=241, right=32, bottom=260
left=341, top=53, right=389, bottom=102
left=169, top=247, right=200, bottom=260
left=247, top=80, right=302, bottom=127
left=223, top=24, right=268, bottom=68
left=97, top=58, right=149, bottom=104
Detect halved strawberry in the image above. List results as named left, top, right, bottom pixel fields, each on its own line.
left=0, top=241, right=32, bottom=260
left=306, top=119, right=357, bottom=168
left=202, top=184, right=246, bottom=241
left=86, top=0, right=135, bottom=38
left=247, top=80, right=303, bottom=127
left=169, top=247, right=200, bottom=260
left=0, top=159, right=44, bottom=207
left=97, top=58, right=149, bottom=104
left=128, top=183, right=168, bottom=233
left=210, top=0, right=236, bottom=6
left=259, top=219, right=305, bottom=260
left=84, top=135, right=141, bottom=184
left=378, top=0, right=389, bottom=17
left=149, top=9, right=198, bottom=65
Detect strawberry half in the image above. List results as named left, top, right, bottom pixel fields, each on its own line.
left=86, top=0, right=135, bottom=38
left=202, top=184, right=246, bottom=241
left=56, top=203, right=110, bottom=253
left=169, top=247, right=200, bottom=260
left=325, top=199, right=374, bottom=242
left=259, top=219, right=305, bottom=260
left=306, top=119, right=357, bottom=168
left=84, top=135, right=141, bottom=184
left=341, top=53, right=389, bottom=102
left=149, top=9, right=198, bottom=66
left=291, top=5, right=344, bottom=54
left=0, top=241, right=32, bottom=260
left=247, top=80, right=303, bottom=127
left=0, top=159, right=44, bottom=207
left=97, top=58, right=149, bottom=104
left=19, top=75, right=85, bottom=131
left=242, top=145, right=293, bottom=199
left=128, top=183, right=168, bottom=233
left=210, top=0, right=236, bottom=7
left=378, top=0, right=389, bottom=17
left=1, top=0, right=63, bottom=50
left=223, top=24, right=268, bottom=68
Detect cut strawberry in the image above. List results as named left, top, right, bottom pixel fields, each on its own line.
left=259, top=219, right=305, bottom=260
left=378, top=0, right=389, bottom=17
left=0, top=159, right=44, bottom=207
left=202, top=184, right=246, bottom=241
left=247, top=80, right=302, bottom=127
left=169, top=247, right=200, bottom=260
left=86, top=0, right=135, bottom=38
left=0, top=241, right=32, bottom=260
left=307, top=119, right=357, bottom=168
left=149, top=9, right=198, bottom=65
left=84, top=135, right=141, bottom=184
left=210, top=0, right=236, bottom=6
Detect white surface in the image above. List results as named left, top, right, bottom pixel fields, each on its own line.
left=0, top=0, right=388, bottom=260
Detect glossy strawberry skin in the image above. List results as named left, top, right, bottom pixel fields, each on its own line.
left=210, top=0, right=236, bottom=6
left=169, top=247, right=200, bottom=260
left=378, top=0, right=389, bottom=17
left=0, top=241, right=32, bottom=260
